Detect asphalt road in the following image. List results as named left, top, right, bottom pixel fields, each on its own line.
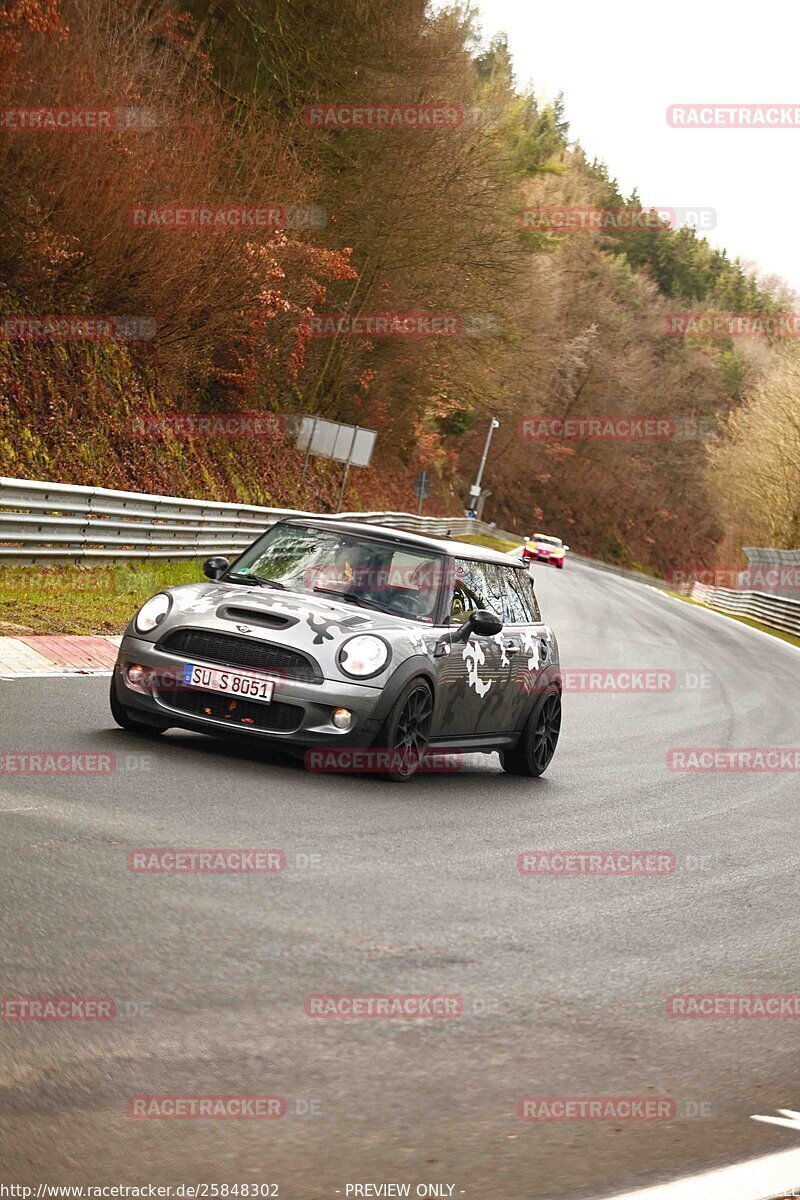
left=2, top=559, right=800, bottom=1197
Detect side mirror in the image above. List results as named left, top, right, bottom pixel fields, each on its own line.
left=563, top=545, right=570, bottom=551
left=452, top=609, right=503, bottom=643
left=523, top=536, right=531, bottom=542
left=203, top=556, right=229, bottom=580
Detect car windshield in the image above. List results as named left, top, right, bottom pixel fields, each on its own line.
left=228, top=523, right=445, bottom=623
left=533, top=535, right=563, bottom=546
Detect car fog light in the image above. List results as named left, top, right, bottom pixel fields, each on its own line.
left=126, top=663, right=147, bottom=692
left=332, top=708, right=353, bottom=730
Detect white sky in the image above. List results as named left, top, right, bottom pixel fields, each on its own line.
left=473, top=0, right=800, bottom=292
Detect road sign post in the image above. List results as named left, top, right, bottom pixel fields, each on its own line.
left=336, top=425, right=360, bottom=513
left=413, top=470, right=431, bottom=515
left=467, top=418, right=499, bottom=516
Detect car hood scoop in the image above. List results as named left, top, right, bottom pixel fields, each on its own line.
left=216, top=604, right=298, bottom=630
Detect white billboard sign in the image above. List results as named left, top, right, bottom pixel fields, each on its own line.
left=297, top=417, right=376, bottom=468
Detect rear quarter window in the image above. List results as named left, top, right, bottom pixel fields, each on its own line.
left=450, top=558, right=505, bottom=622
left=503, top=566, right=541, bottom=623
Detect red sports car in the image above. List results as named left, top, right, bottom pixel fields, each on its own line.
left=521, top=534, right=569, bottom=569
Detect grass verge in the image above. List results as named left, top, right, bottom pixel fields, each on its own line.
left=458, top=532, right=520, bottom=553
left=0, top=561, right=206, bottom=636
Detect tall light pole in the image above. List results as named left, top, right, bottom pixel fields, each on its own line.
left=467, top=417, right=499, bottom=517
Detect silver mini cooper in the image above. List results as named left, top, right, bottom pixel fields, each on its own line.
left=110, top=519, right=561, bottom=781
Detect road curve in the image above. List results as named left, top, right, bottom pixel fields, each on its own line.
left=1, top=558, right=800, bottom=1197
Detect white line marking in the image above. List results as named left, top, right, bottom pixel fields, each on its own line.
left=753, top=1109, right=800, bottom=1132
left=0, top=670, right=113, bottom=680
left=608, top=1144, right=800, bottom=1198
left=0, top=806, right=38, bottom=813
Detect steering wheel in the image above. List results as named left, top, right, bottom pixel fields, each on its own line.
left=390, top=590, right=430, bottom=617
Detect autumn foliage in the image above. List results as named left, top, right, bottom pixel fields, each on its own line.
left=0, top=0, right=793, bottom=571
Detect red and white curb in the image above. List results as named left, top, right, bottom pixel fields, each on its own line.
left=0, top=635, right=120, bottom=678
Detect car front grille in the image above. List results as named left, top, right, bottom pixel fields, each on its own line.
left=157, top=628, right=320, bottom=683
left=157, top=686, right=303, bottom=732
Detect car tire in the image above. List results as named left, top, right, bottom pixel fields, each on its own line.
left=109, top=677, right=169, bottom=735
left=500, top=686, right=561, bottom=778
left=375, top=677, right=434, bottom=783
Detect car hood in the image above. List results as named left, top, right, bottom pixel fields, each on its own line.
left=125, top=581, right=437, bottom=685
left=165, top=581, right=428, bottom=631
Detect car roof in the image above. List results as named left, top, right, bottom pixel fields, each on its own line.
left=277, top=518, right=522, bottom=567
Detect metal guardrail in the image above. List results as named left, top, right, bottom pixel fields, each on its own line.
left=742, top=547, right=800, bottom=599
left=3, top=475, right=797, bottom=638
left=689, top=582, right=800, bottom=638
left=745, top=547, right=800, bottom=565
left=0, top=476, right=517, bottom=563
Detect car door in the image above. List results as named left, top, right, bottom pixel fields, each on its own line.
left=472, top=561, right=519, bottom=734
left=433, top=558, right=510, bottom=740
left=499, top=565, right=552, bottom=728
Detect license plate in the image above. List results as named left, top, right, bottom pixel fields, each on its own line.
left=182, top=663, right=275, bottom=702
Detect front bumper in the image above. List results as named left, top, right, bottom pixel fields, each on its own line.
left=113, top=634, right=384, bottom=747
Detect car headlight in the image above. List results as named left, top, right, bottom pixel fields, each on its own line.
left=134, top=592, right=172, bottom=635
left=338, top=634, right=390, bottom=679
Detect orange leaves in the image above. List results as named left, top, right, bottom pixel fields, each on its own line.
left=0, top=0, right=66, bottom=79
left=0, top=0, right=66, bottom=37
left=543, top=442, right=578, bottom=460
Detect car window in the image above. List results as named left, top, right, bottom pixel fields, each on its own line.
left=481, top=563, right=507, bottom=618
left=508, top=568, right=542, bottom=622
left=230, top=523, right=444, bottom=622
left=450, top=559, right=504, bottom=624
left=387, top=550, right=434, bottom=591
left=500, top=567, right=530, bottom=623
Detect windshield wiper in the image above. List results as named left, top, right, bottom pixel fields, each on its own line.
left=313, top=586, right=384, bottom=611
left=223, top=572, right=285, bottom=590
